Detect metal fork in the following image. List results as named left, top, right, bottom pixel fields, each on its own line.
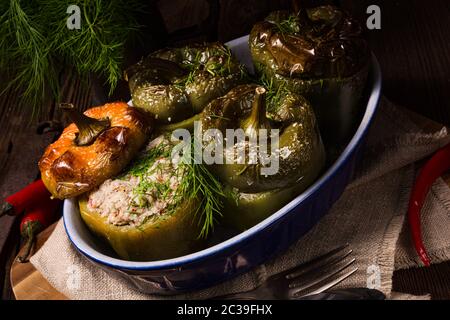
left=214, top=244, right=357, bottom=300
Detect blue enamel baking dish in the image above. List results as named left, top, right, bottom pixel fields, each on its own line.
left=63, top=35, right=382, bottom=294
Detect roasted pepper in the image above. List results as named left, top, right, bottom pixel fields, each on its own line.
left=250, top=6, right=370, bottom=146
left=39, top=102, right=150, bottom=199
left=126, top=43, right=247, bottom=125
left=199, top=84, right=325, bottom=229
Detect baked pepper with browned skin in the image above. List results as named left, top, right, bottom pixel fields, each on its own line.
left=39, top=102, right=150, bottom=199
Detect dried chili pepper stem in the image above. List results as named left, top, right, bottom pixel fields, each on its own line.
left=17, top=198, right=62, bottom=263
left=1, top=179, right=50, bottom=217
left=18, top=220, right=42, bottom=263
left=60, top=103, right=110, bottom=146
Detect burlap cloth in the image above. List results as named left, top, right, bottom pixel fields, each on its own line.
left=30, top=98, right=450, bottom=299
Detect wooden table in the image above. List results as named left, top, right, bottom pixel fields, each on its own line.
left=10, top=224, right=67, bottom=300
left=2, top=0, right=450, bottom=299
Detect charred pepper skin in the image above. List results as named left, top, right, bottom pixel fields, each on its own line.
left=199, top=84, right=325, bottom=230
left=126, top=43, right=247, bottom=125
left=250, top=6, right=370, bottom=146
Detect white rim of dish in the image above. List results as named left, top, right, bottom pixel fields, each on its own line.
left=63, top=39, right=382, bottom=270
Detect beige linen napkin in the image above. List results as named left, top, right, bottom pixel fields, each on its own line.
left=30, top=98, right=450, bottom=299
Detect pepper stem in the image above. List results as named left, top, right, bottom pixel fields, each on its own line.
left=242, top=87, right=271, bottom=138
left=60, top=103, right=110, bottom=146
left=17, top=221, right=41, bottom=263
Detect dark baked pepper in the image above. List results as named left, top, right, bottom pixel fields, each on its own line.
left=126, top=43, right=247, bottom=125
left=250, top=6, right=370, bottom=146
left=199, top=84, right=325, bottom=229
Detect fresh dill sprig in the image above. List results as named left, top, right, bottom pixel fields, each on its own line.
left=0, top=0, right=144, bottom=117
left=259, top=74, right=289, bottom=113
left=0, top=0, right=58, bottom=116
left=173, top=45, right=246, bottom=89
left=274, top=14, right=301, bottom=34
left=178, top=159, right=226, bottom=238
left=125, top=135, right=226, bottom=238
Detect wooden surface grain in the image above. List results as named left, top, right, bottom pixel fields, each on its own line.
left=1, top=0, right=450, bottom=299
left=340, top=0, right=450, bottom=126
left=10, top=223, right=67, bottom=300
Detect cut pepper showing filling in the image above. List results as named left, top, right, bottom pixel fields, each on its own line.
left=79, top=134, right=226, bottom=261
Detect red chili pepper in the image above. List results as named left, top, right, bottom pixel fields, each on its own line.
left=17, top=197, right=62, bottom=263
left=1, top=179, right=51, bottom=217
left=408, top=142, right=450, bottom=266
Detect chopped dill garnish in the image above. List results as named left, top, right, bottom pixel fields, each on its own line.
left=126, top=141, right=171, bottom=177
left=172, top=45, right=246, bottom=89
left=123, top=135, right=227, bottom=238
left=274, top=14, right=301, bottom=34
left=208, top=114, right=231, bottom=121
left=259, top=74, right=289, bottom=113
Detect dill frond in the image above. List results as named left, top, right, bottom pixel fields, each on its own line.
left=125, top=135, right=226, bottom=238
left=0, top=0, right=145, bottom=118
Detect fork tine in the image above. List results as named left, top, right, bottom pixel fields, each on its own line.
left=286, top=248, right=353, bottom=280
left=289, top=258, right=356, bottom=293
left=294, top=267, right=359, bottom=298
left=274, top=244, right=349, bottom=280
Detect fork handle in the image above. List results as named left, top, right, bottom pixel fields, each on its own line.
left=211, top=290, right=261, bottom=300
left=297, top=288, right=385, bottom=300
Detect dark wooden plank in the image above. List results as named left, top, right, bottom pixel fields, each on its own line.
left=0, top=125, right=55, bottom=299
left=340, top=0, right=450, bottom=126
left=0, top=68, right=94, bottom=299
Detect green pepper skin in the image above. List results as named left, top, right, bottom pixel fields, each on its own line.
left=200, top=84, right=325, bottom=193
left=126, top=43, right=246, bottom=124
left=222, top=184, right=300, bottom=231
left=78, top=196, right=202, bottom=261
left=250, top=6, right=370, bottom=145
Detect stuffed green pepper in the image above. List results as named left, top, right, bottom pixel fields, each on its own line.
left=250, top=5, right=370, bottom=146
left=198, top=84, right=325, bottom=230
left=125, top=42, right=247, bottom=127
left=78, top=134, right=225, bottom=261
